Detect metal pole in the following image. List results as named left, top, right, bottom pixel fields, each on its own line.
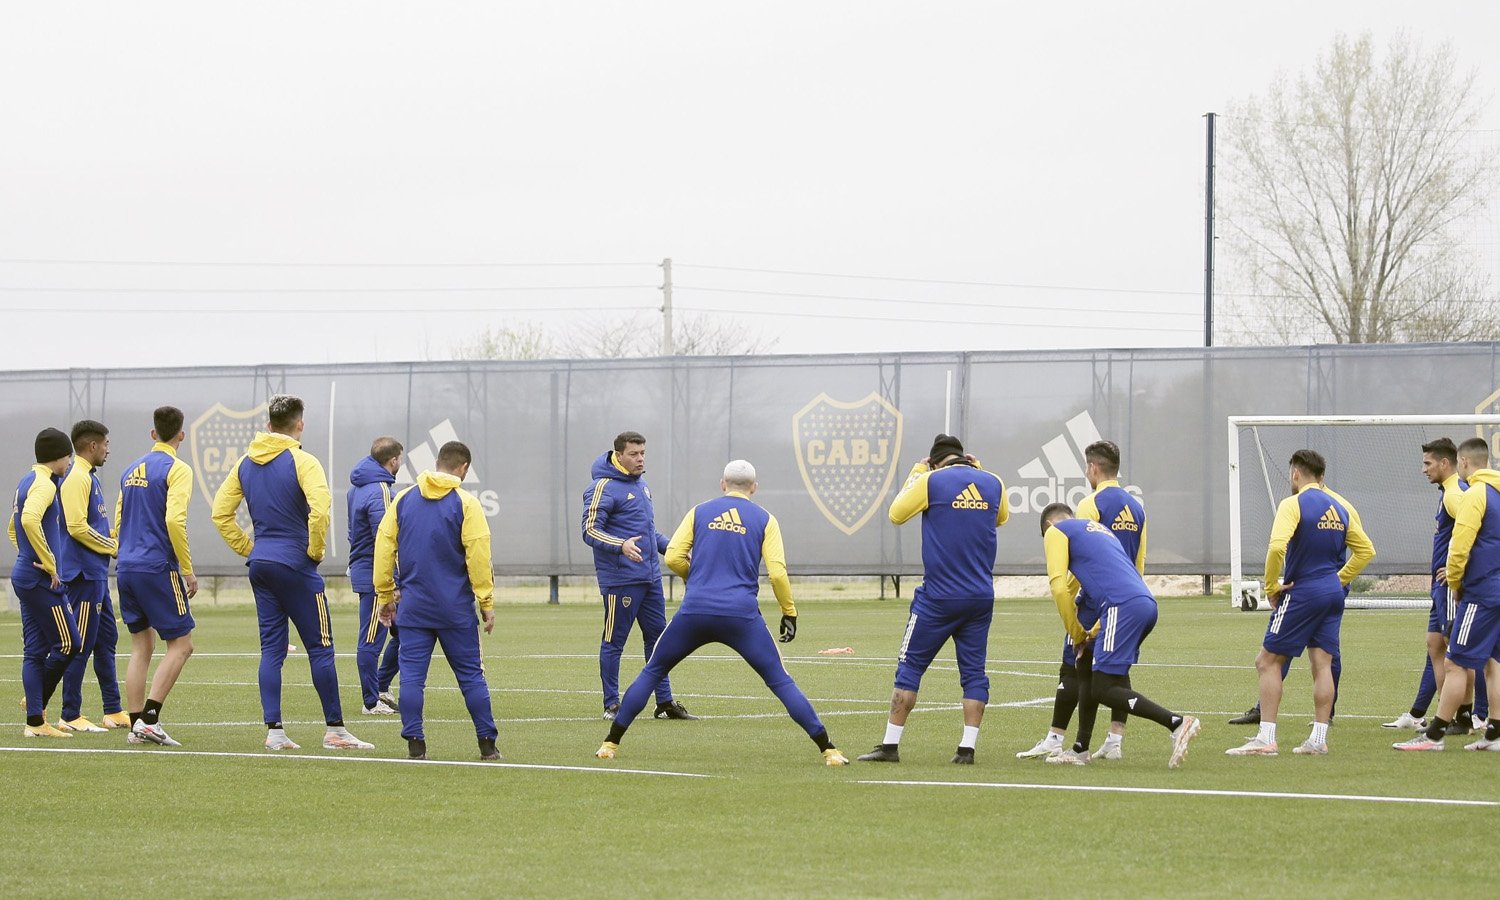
left=660, top=257, right=674, bottom=356
left=1203, top=112, right=1216, bottom=349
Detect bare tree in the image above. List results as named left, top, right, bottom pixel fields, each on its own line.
left=451, top=321, right=555, bottom=360
left=1221, top=33, right=1497, bottom=344
left=452, top=313, right=778, bottom=360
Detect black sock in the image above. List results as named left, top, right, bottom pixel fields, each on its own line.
left=1071, top=741, right=1090, bottom=753
left=606, top=723, right=627, bottom=744
left=327, top=719, right=343, bottom=728
left=1457, top=704, right=1473, bottom=723
left=1487, top=720, right=1500, bottom=742
left=1168, top=715, right=1184, bottom=731
left=129, top=712, right=141, bottom=728
left=266, top=721, right=282, bottom=730
left=141, top=700, right=162, bottom=726
left=810, top=730, right=834, bottom=752
left=1410, top=706, right=1427, bottom=719
left=1051, top=665, right=1079, bottom=731
left=26, top=714, right=43, bottom=728
left=1426, top=717, right=1450, bottom=740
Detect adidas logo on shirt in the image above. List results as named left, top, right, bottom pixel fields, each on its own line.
left=708, top=507, right=748, bottom=534
left=951, top=483, right=990, bottom=510
left=124, top=463, right=150, bottom=489
left=1316, top=506, right=1345, bottom=531
left=1111, top=505, right=1140, bottom=533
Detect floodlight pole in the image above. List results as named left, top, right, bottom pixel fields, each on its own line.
left=660, top=257, right=674, bottom=356
left=1203, top=112, right=1216, bottom=348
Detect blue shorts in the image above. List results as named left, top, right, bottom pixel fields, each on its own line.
left=1093, top=595, right=1157, bottom=675
left=118, top=569, right=195, bottom=641
left=1448, top=601, right=1500, bottom=669
left=1263, top=584, right=1342, bottom=659
left=892, top=588, right=993, bottom=702
left=1429, top=582, right=1457, bottom=635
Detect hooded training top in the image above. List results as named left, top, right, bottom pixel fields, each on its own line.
left=9, top=464, right=64, bottom=589
left=1446, top=468, right=1500, bottom=606
left=211, top=432, right=331, bottom=573
left=347, top=454, right=397, bottom=593
left=373, top=470, right=494, bottom=630
left=1433, top=473, right=1466, bottom=578
left=114, top=441, right=194, bottom=576
left=59, top=456, right=117, bottom=582
left=581, top=450, right=669, bottom=588
left=888, top=459, right=1008, bottom=601
left=1263, top=482, right=1376, bottom=595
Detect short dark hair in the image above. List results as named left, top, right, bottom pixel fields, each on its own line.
left=1289, top=449, right=1325, bottom=479
left=1039, top=502, right=1073, bottom=536
left=268, top=394, right=304, bottom=430
left=1083, top=440, right=1120, bottom=476
left=153, top=406, right=185, bottom=440
left=1421, top=437, right=1457, bottom=465
left=436, top=440, right=471, bottom=471
left=614, top=431, right=646, bottom=453
left=1459, top=437, right=1490, bottom=467
left=370, top=436, right=404, bottom=465
left=70, top=419, right=108, bottom=450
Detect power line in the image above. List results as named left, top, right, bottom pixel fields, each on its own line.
left=0, top=284, right=653, bottom=295
left=0, top=304, right=655, bottom=315
left=0, top=257, right=650, bottom=269
left=677, top=263, right=1202, bottom=297
left=673, top=305, right=1204, bottom=334
left=676, top=284, right=1197, bottom=318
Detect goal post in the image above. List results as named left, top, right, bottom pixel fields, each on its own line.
left=1227, top=414, right=1500, bottom=611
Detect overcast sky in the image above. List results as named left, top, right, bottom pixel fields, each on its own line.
left=1, top=2, right=1495, bottom=370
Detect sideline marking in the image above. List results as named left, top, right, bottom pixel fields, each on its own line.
left=856, top=779, right=1499, bottom=808
left=0, top=745, right=711, bottom=778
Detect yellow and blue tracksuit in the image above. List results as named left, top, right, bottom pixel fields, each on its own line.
left=887, top=461, right=1007, bottom=702
left=1445, top=469, right=1500, bottom=670
left=374, top=470, right=496, bottom=742
left=114, top=442, right=196, bottom=641
left=10, top=465, right=81, bottom=719
left=1412, top=474, right=1486, bottom=715
left=1262, top=483, right=1375, bottom=659
left=611, top=491, right=827, bottom=740
left=58, top=456, right=123, bottom=720
left=582, top=450, right=674, bottom=711
left=1064, top=480, right=1145, bottom=666
left=1044, top=516, right=1184, bottom=735
left=347, top=455, right=400, bottom=709
left=212, top=432, right=341, bottom=727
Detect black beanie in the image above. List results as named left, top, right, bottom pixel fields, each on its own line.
left=34, top=428, right=71, bottom=464
left=928, top=433, right=965, bottom=468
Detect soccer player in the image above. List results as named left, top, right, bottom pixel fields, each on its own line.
left=1228, top=449, right=1374, bottom=757
left=374, top=441, right=498, bottom=761
left=1018, top=440, right=1141, bottom=763
left=858, top=433, right=1006, bottom=765
left=1039, top=503, right=1201, bottom=768
left=582, top=430, right=695, bottom=721
left=1396, top=437, right=1500, bottom=751
left=114, top=407, right=198, bottom=746
left=57, top=419, right=125, bottom=734
left=349, top=436, right=403, bottom=715
left=212, top=394, right=371, bottom=752
left=11, top=428, right=82, bottom=738
left=595, top=459, right=847, bottom=766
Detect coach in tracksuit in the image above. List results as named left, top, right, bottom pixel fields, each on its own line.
left=374, top=440, right=499, bottom=762
left=212, top=394, right=371, bottom=752
left=11, top=428, right=82, bottom=738
left=581, top=431, right=695, bottom=721
left=348, top=439, right=403, bottom=715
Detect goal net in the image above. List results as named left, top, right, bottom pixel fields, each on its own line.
left=1228, top=415, right=1500, bottom=611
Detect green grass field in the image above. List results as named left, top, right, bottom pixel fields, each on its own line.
left=0, top=595, right=1491, bottom=897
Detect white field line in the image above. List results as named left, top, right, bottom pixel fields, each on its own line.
left=855, top=779, right=1500, bottom=808
left=0, top=745, right=710, bottom=778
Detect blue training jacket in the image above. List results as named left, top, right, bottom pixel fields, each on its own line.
left=347, top=455, right=396, bottom=593
left=581, top=450, right=669, bottom=588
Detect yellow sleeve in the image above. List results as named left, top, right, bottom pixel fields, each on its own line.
left=373, top=487, right=406, bottom=606
left=460, top=492, right=495, bottom=613
left=8, top=490, right=18, bottom=550
left=61, top=467, right=116, bottom=556
left=762, top=514, right=795, bottom=617
left=166, top=459, right=195, bottom=575
left=1448, top=487, right=1485, bottom=591
left=1135, top=516, right=1148, bottom=575
left=293, top=450, right=331, bottom=563
left=664, top=508, right=696, bottom=580
left=1044, top=526, right=1087, bottom=645
left=20, top=476, right=59, bottom=577
left=888, top=463, right=931, bottom=525
left=211, top=459, right=253, bottom=558
left=1338, top=510, right=1376, bottom=585
left=1262, top=496, right=1301, bottom=588
left=995, top=480, right=1009, bottom=527
left=112, top=493, right=122, bottom=549
left=1075, top=493, right=1101, bottom=522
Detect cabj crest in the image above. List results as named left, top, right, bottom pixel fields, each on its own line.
left=792, top=392, right=903, bottom=536
left=189, top=402, right=268, bottom=523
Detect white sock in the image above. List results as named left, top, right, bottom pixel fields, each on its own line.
left=1256, top=722, right=1276, bottom=744
left=267, top=728, right=287, bottom=741
left=1043, top=731, right=1064, bottom=745
left=960, top=725, right=980, bottom=749
left=328, top=725, right=351, bottom=737
left=1103, top=732, right=1122, bottom=747
left=884, top=722, right=904, bottom=746
left=1311, top=722, right=1329, bottom=745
